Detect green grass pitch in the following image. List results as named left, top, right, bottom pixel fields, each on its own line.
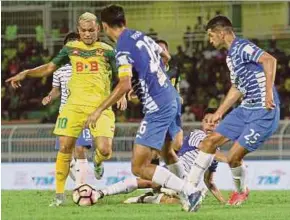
left=2, top=190, right=290, bottom=220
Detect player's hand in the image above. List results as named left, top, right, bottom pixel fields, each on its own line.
left=265, top=91, right=275, bottom=110
left=84, top=109, right=102, bottom=129
left=204, top=112, right=222, bottom=124
left=117, top=95, right=127, bottom=111
left=5, top=71, right=27, bottom=89
left=127, top=89, right=137, bottom=101
left=42, top=95, right=52, bottom=106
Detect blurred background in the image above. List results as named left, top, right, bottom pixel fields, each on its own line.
left=1, top=1, right=290, bottom=190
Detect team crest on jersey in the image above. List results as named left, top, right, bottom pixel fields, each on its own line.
left=96, top=49, right=104, bottom=56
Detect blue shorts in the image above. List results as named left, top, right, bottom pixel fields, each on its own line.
left=135, top=98, right=182, bottom=150
left=215, top=106, right=280, bottom=152
left=55, top=129, right=93, bottom=150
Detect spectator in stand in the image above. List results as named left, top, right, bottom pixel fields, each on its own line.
left=182, top=106, right=196, bottom=122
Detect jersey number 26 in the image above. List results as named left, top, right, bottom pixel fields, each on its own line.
left=136, top=36, right=167, bottom=86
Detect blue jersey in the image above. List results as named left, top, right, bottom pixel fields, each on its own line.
left=226, top=38, right=280, bottom=109
left=178, top=130, right=218, bottom=173
left=116, top=29, right=177, bottom=114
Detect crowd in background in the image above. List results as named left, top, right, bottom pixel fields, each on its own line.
left=1, top=39, right=57, bottom=122
left=2, top=28, right=290, bottom=123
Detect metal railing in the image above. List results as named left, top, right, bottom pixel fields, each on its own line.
left=1, top=121, right=290, bottom=162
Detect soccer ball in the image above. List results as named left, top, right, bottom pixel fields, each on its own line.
left=72, top=184, right=98, bottom=206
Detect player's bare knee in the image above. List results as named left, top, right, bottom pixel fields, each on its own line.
left=173, top=131, right=183, bottom=151
left=131, top=163, right=141, bottom=177
left=99, top=148, right=112, bottom=157
left=227, top=156, right=242, bottom=168
left=58, top=136, right=74, bottom=153
left=59, top=144, right=74, bottom=154
left=200, top=134, right=221, bottom=152
left=75, top=146, right=86, bottom=159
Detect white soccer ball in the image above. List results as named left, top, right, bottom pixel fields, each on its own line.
left=72, top=184, right=98, bottom=206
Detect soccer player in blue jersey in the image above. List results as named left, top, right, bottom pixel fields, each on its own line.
left=187, top=16, right=280, bottom=206
left=85, top=5, right=201, bottom=212
left=94, top=108, right=226, bottom=205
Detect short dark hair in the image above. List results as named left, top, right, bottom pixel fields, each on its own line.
left=100, top=5, right=126, bottom=28
left=64, top=32, right=79, bottom=45
left=203, top=108, right=217, bottom=117
left=155, top=39, right=168, bottom=49
left=206, top=15, right=233, bottom=31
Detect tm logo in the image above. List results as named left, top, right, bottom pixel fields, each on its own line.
left=106, top=170, right=131, bottom=185
left=32, top=176, right=54, bottom=186
left=257, top=170, right=286, bottom=185
left=32, top=172, right=55, bottom=186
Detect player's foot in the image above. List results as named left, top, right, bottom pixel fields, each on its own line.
left=49, top=194, right=65, bottom=207
left=123, top=192, right=161, bottom=204
left=239, top=188, right=250, bottom=204
left=69, top=158, right=76, bottom=182
left=227, top=191, right=240, bottom=205
left=93, top=162, right=104, bottom=180
left=160, top=188, right=178, bottom=197
left=179, top=190, right=202, bottom=212
left=123, top=195, right=141, bottom=204
left=228, top=188, right=250, bottom=206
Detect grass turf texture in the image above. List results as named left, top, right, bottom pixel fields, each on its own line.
left=2, top=190, right=290, bottom=220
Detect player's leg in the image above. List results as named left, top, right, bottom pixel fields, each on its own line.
left=131, top=143, right=200, bottom=211
left=228, top=107, right=280, bottom=205
left=51, top=105, right=85, bottom=206
left=187, top=108, right=245, bottom=187
left=125, top=192, right=180, bottom=204
left=227, top=142, right=249, bottom=205
left=97, top=178, right=153, bottom=201
left=162, top=134, right=186, bottom=179
left=90, top=109, right=115, bottom=179
left=71, top=128, right=92, bottom=185
left=162, top=97, right=186, bottom=179
left=93, top=136, right=112, bottom=179
left=55, top=136, right=78, bottom=182
left=73, top=145, right=90, bottom=186
left=51, top=135, right=76, bottom=206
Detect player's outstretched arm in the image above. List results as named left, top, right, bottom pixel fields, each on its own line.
left=42, top=87, right=61, bottom=106
left=258, top=52, right=277, bottom=110
left=5, top=62, right=57, bottom=89
left=204, top=170, right=226, bottom=204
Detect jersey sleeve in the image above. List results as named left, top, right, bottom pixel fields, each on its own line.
left=188, top=130, right=206, bottom=148
left=52, top=69, right=61, bottom=88
left=104, top=49, right=118, bottom=76
left=51, top=46, right=70, bottom=67
left=116, top=40, right=134, bottom=78
left=239, top=41, right=264, bottom=63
